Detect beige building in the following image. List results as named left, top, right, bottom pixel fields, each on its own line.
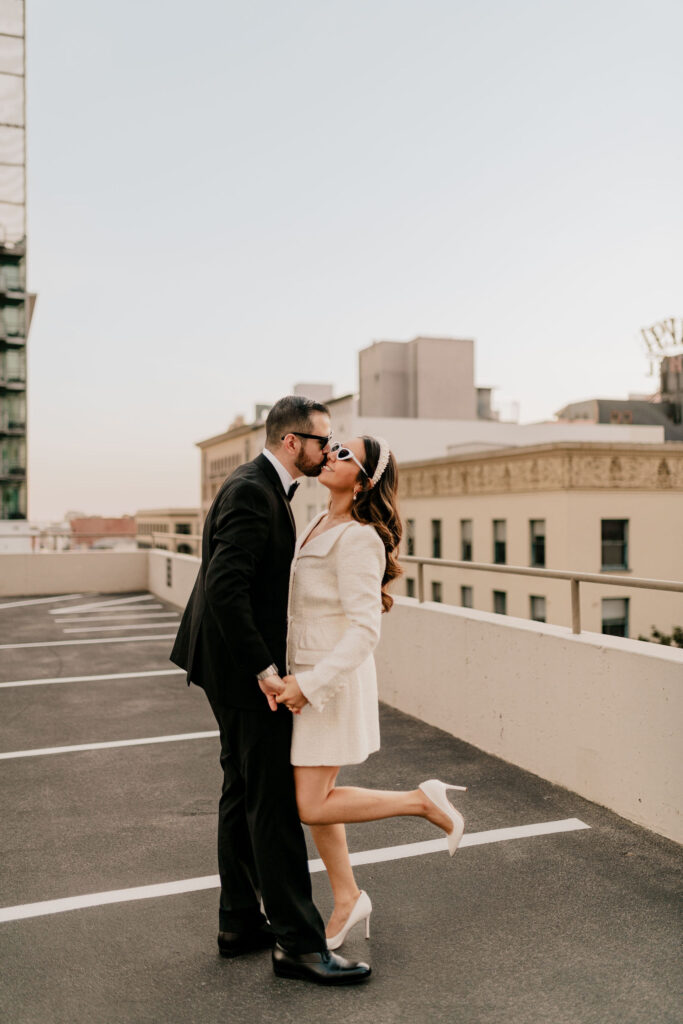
left=135, top=508, right=201, bottom=556
left=198, top=386, right=663, bottom=538
left=396, top=442, right=683, bottom=641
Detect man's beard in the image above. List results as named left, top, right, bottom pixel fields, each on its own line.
left=295, top=451, right=326, bottom=478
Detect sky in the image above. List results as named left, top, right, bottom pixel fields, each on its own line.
left=24, top=0, right=683, bottom=520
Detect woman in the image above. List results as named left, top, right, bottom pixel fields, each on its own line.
left=275, top=436, right=466, bottom=950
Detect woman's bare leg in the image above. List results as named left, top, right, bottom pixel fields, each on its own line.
left=300, top=767, right=362, bottom=937
left=293, top=766, right=455, bottom=834
left=309, top=821, right=362, bottom=938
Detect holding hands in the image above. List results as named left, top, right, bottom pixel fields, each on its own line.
left=257, top=674, right=285, bottom=711
left=275, top=675, right=308, bottom=714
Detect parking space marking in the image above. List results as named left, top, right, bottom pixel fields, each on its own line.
left=50, top=595, right=157, bottom=615
left=0, top=730, right=219, bottom=760
left=0, top=819, right=590, bottom=923
left=58, top=611, right=173, bottom=622
left=62, top=622, right=179, bottom=634
left=0, top=635, right=177, bottom=650
left=0, top=594, right=85, bottom=610
left=0, top=669, right=186, bottom=689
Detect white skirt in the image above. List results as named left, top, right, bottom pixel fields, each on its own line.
left=289, top=654, right=381, bottom=767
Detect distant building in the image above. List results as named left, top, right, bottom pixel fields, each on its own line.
left=135, top=508, right=201, bottom=556
left=397, top=441, right=683, bottom=640
left=556, top=396, right=683, bottom=442
left=197, top=392, right=663, bottom=539
left=556, top=319, right=683, bottom=442
left=196, top=333, right=670, bottom=535
left=0, top=518, right=34, bottom=552
left=0, top=1, right=33, bottom=521
left=358, top=336, right=482, bottom=420
left=68, top=516, right=137, bottom=550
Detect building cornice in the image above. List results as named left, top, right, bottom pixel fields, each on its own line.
left=399, top=442, right=683, bottom=497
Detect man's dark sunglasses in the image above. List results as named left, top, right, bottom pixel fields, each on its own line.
left=282, top=431, right=332, bottom=450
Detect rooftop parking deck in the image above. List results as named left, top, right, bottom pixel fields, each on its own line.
left=0, top=590, right=681, bottom=1024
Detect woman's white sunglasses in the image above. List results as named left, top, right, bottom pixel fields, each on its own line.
left=329, top=441, right=368, bottom=476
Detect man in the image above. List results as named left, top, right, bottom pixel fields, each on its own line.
left=171, top=395, right=371, bottom=985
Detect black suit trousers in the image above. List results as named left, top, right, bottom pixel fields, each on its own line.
left=208, top=698, right=326, bottom=954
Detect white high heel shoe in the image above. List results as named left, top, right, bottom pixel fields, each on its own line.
left=326, top=890, right=372, bottom=951
left=419, top=779, right=467, bottom=856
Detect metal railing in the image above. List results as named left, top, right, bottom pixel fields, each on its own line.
left=0, top=529, right=202, bottom=553
left=399, top=555, right=683, bottom=635
left=0, top=530, right=138, bottom=551
left=141, top=531, right=202, bottom=555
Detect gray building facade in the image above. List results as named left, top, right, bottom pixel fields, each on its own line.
left=0, top=0, right=29, bottom=519
left=358, top=336, right=480, bottom=420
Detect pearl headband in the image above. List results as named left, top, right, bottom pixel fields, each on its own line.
left=370, top=437, right=391, bottom=487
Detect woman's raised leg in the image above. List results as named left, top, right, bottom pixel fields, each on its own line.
left=293, top=765, right=455, bottom=833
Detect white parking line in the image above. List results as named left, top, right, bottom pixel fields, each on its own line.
left=0, top=819, right=590, bottom=923
left=0, top=669, right=186, bottom=689
left=58, top=611, right=173, bottom=622
left=0, top=635, right=176, bottom=650
left=50, top=595, right=156, bottom=615
left=0, top=594, right=85, bottom=610
left=0, top=730, right=219, bottom=760
left=62, top=622, right=179, bottom=634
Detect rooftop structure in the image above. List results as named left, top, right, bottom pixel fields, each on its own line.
left=358, top=336, right=481, bottom=420
left=556, top=316, right=683, bottom=441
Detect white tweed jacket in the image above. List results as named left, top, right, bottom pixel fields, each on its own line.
left=286, top=512, right=386, bottom=716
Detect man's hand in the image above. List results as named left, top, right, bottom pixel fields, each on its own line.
left=258, top=674, right=285, bottom=711
left=275, top=675, right=309, bottom=714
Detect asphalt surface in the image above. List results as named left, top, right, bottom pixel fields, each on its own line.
left=0, top=591, right=681, bottom=1024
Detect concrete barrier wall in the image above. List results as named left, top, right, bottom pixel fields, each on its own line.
left=4, top=549, right=679, bottom=843
left=376, top=598, right=683, bottom=844
left=147, top=549, right=200, bottom=609
left=0, top=551, right=149, bottom=597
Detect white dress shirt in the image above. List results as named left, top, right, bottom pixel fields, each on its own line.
left=261, top=447, right=297, bottom=496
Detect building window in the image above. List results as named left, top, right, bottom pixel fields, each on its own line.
left=431, top=520, right=441, bottom=558
left=406, top=519, right=415, bottom=556
left=2, top=303, right=25, bottom=336
left=493, top=520, right=506, bottom=564
left=493, top=590, right=507, bottom=615
left=431, top=581, right=443, bottom=603
left=460, top=519, right=472, bottom=561
left=2, top=262, right=23, bottom=291
left=461, top=585, right=473, bottom=608
left=601, top=520, right=629, bottom=569
left=530, top=520, right=546, bottom=567
left=602, top=597, right=629, bottom=637
left=406, top=578, right=415, bottom=598
left=530, top=595, right=546, bottom=622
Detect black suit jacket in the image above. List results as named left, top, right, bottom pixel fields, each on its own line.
left=170, top=453, right=296, bottom=710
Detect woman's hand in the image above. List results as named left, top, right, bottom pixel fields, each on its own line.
left=275, top=675, right=309, bottom=713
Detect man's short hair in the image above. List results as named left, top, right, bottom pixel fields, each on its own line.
left=265, top=395, right=330, bottom=446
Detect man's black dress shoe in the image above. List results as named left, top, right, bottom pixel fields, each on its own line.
left=217, top=925, right=274, bottom=958
left=272, top=942, right=371, bottom=985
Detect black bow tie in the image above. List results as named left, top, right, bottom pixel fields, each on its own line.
left=287, top=481, right=299, bottom=501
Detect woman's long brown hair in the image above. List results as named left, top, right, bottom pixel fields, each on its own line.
left=351, top=436, right=403, bottom=612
